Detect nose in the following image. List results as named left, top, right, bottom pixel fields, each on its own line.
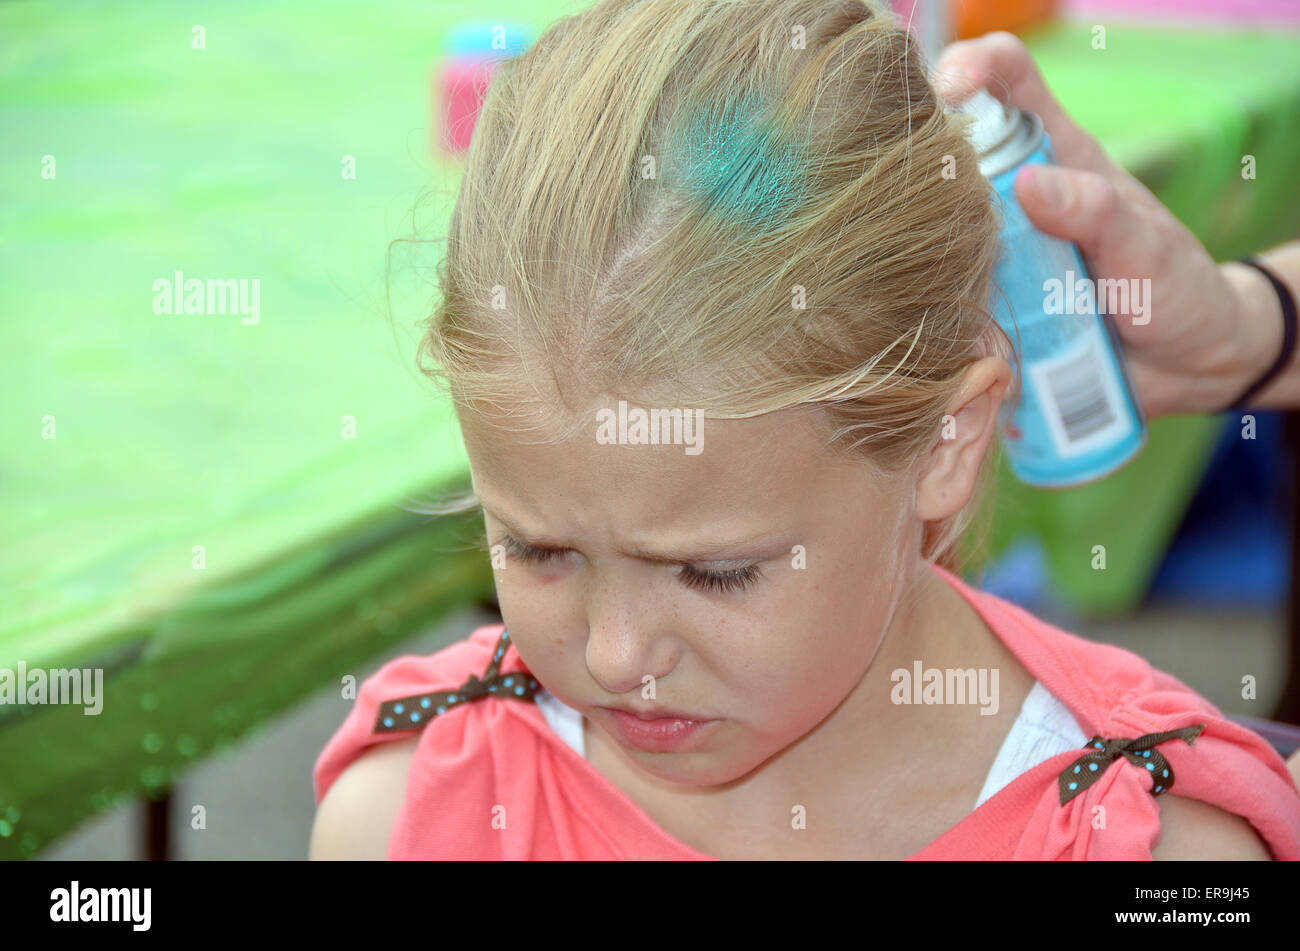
left=583, top=574, right=678, bottom=696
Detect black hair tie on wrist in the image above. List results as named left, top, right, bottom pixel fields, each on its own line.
left=1225, top=257, right=1297, bottom=413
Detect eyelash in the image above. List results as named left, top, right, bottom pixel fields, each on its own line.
left=492, top=534, right=764, bottom=594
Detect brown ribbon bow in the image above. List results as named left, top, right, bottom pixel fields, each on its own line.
left=1057, top=724, right=1205, bottom=805
left=373, top=629, right=540, bottom=734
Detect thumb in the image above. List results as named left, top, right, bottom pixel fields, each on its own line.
left=1013, top=164, right=1135, bottom=264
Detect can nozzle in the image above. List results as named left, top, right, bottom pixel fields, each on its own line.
left=950, top=88, right=1018, bottom=156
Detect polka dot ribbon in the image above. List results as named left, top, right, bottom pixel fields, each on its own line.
left=373, top=629, right=541, bottom=734
left=1057, top=724, right=1206, bottom=806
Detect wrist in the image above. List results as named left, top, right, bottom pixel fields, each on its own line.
left=1220, top=260, right=1284, bottom=410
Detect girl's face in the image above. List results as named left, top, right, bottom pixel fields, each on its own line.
left=459, top=399, right=925, bottom=787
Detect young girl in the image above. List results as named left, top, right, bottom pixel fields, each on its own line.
left=310, top=0, right=1300, bottom=859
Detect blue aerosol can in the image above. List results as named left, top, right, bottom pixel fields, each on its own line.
left=954, top=90, right=1147, bottom=488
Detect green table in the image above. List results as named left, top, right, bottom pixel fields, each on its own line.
left=2, top=2, right=1298, bottom=856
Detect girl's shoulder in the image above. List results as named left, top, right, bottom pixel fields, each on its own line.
left=309, top=732, right=422, bottom=859
left=310, top=623, right=552, bottom=859
left=929, top=565, right=1300, bottom=859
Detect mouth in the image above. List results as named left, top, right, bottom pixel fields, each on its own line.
left=598, top=706, right=721, bottom=753
left=601, top=704, right=709, bottom=721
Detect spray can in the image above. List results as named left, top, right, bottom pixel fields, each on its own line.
left=954, top=89, right=1146, bottom=487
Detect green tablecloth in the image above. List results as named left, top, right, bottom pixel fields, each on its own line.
left=2, top=2, right=1298, bottom=856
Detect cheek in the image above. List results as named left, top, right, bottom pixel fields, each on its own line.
left=495, top=564, right=582, bottom=627
left=728, top=563, right=890, bottom=722
left=493, top=583, right=579, bottom=685
left=496, top=570, right=697, bottom=707
left=733, top=637, right=862, bottom=725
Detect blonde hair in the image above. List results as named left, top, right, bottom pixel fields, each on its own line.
left=412, top=0, right=1013, bottom=575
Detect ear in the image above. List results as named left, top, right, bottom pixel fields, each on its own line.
left=914, top=357, right=1012, bottom=521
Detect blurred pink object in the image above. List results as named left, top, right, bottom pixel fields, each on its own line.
left=434, top=59, right=497, bottom=158
left=433, top=22, right=533, bottom=159
left=889, top=0, right=953, bottom=64
left=1062, top=0, right=1300, bottom=22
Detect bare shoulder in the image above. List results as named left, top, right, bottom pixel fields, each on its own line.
left=309, top=734, right=422, bottom=860
left=1152, top=794, right=1272, bottom=861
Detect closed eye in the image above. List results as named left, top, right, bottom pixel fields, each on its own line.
left=491, top=533, right=763, bottom=594
left=497, top=533, right=566, bottom=566
left=677, top=563, right=763, bottom=594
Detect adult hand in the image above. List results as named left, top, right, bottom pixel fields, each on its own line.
left=933, top=32, right=1281, bottom=419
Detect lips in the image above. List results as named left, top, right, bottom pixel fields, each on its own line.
left=599, top=706, right=722, bottom=753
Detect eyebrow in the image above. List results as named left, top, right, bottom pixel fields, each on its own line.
left=478, top=499, right=785, bottom=565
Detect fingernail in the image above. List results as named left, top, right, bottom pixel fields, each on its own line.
left=935, top=68, right=984, bottom=105
left=934, top=70, right=961, bottom=95
left=933, top=69, right=969, bottom=99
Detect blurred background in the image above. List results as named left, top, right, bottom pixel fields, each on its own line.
left=3, top=0, right=1300, bottom=859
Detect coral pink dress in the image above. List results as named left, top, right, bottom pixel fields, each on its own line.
left=313, top=563, right=1300, bottom=859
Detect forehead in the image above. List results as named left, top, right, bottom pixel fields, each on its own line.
left=457, top=399, right=894, bottom=539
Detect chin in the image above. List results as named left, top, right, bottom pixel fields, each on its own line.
left=624, top=748, right=764, bottom=788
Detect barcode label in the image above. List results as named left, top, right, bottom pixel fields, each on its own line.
left=1028, top=329, right=1129, bottom=459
